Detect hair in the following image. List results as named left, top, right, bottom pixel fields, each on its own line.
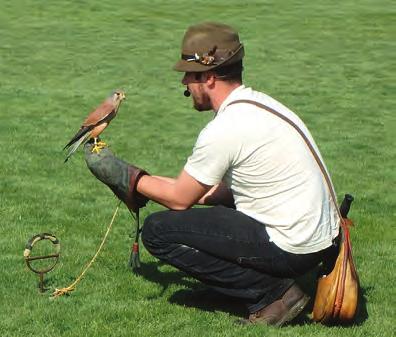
left=193, top=60, right=243, bottom=83
left=213, top=60, right=243, bottom=83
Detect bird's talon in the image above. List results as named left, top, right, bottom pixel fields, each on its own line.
left=91, top=145, right=102, bottom=154
left=91, top=145, right=100, bottom=154
left=97, top=141, right=107, bottom=147
left=91, top=141, right=107, bottom=154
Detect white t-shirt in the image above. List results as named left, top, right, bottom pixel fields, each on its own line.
left=184, top=85, right=340, bottom=254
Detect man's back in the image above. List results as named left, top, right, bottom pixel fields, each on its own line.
left=185, top=85, right=339, bottom=254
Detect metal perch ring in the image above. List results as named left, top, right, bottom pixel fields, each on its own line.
left=24, top=233, right=60, bottom=292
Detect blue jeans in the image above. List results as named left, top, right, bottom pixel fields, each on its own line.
left=141, top=205, right=339, bottom=313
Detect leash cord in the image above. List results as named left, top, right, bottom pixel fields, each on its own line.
left=51, top=201, right=121, bottom=298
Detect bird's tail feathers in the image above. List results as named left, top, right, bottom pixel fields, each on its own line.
left=63, top=127, right=91, bottom=150
left=64, top=134, right=89, bottom=163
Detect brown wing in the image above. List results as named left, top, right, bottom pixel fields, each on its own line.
left=82, top=100, right=115, bottom=127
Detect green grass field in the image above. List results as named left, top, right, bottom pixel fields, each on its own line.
left=0, top=0, right=394, bottom=336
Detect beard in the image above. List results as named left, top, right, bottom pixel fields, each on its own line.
left=191, top=84, right=212, bottom=111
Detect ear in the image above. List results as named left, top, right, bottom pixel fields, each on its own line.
left=205, top=71, right=216, bottom=88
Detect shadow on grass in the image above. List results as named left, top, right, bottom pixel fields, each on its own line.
left=137, top=262, right=369, bottom=325
left=135, top=261, right=198, bottom=298
left=169, top=287, right=248, bottom=318
left=135, top=261, right=246, bottom=316
left=135, top=261, right=195, bottom=287
left=354, top=286, right=370, bottom=325
left=293, top=269, right=370, bottom=327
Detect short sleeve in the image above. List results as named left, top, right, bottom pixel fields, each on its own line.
left=184, top=123, right=232, bottom=186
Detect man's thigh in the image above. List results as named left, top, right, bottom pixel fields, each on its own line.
left=142, top=206, right=276, bottom=266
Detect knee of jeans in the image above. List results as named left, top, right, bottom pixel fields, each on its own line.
left=141, top=212, right=166, bottom=249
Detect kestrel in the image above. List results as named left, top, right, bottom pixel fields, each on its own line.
left=64, top=90, right=126, bottom=162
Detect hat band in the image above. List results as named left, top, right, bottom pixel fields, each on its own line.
left=182, top=45, right=219, bottom=66
left=181, top=53, right=217, bottom=65
left=181, top=44, right=243, bottom=67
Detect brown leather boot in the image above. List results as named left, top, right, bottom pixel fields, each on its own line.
left=248, top=284, right=310, bottom=327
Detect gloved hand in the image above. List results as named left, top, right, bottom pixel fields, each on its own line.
left=84, top=141, right=149, bottom=212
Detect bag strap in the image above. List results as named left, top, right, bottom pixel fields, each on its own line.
left=227, top=99, right=346, bottom=229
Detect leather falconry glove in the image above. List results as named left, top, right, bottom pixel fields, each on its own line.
left=84, top=141, right=149, bottom=213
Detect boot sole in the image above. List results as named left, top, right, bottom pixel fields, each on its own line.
left=275, top=294, right=310, bottom=327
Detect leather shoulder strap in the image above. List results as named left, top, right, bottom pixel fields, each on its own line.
left=227, top=99, right=345, bottom=225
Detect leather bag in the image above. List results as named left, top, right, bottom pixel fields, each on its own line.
left=312, top=217, right=360, bottom=324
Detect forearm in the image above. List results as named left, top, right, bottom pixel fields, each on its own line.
left=146, top=175, right=234, bottom=208
left=154, top=176, right=216, bottom=206
left=137, top=176, right=183, bottom=209
left=151, top=176, right=177, bottom=184
left=136, top=171, right=210, bottom=210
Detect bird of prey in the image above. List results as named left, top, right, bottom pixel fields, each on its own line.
left=63, top=90, right=126, bottom=162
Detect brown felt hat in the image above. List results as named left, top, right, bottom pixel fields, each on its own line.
left=173, top=22, right=244, bottom=72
